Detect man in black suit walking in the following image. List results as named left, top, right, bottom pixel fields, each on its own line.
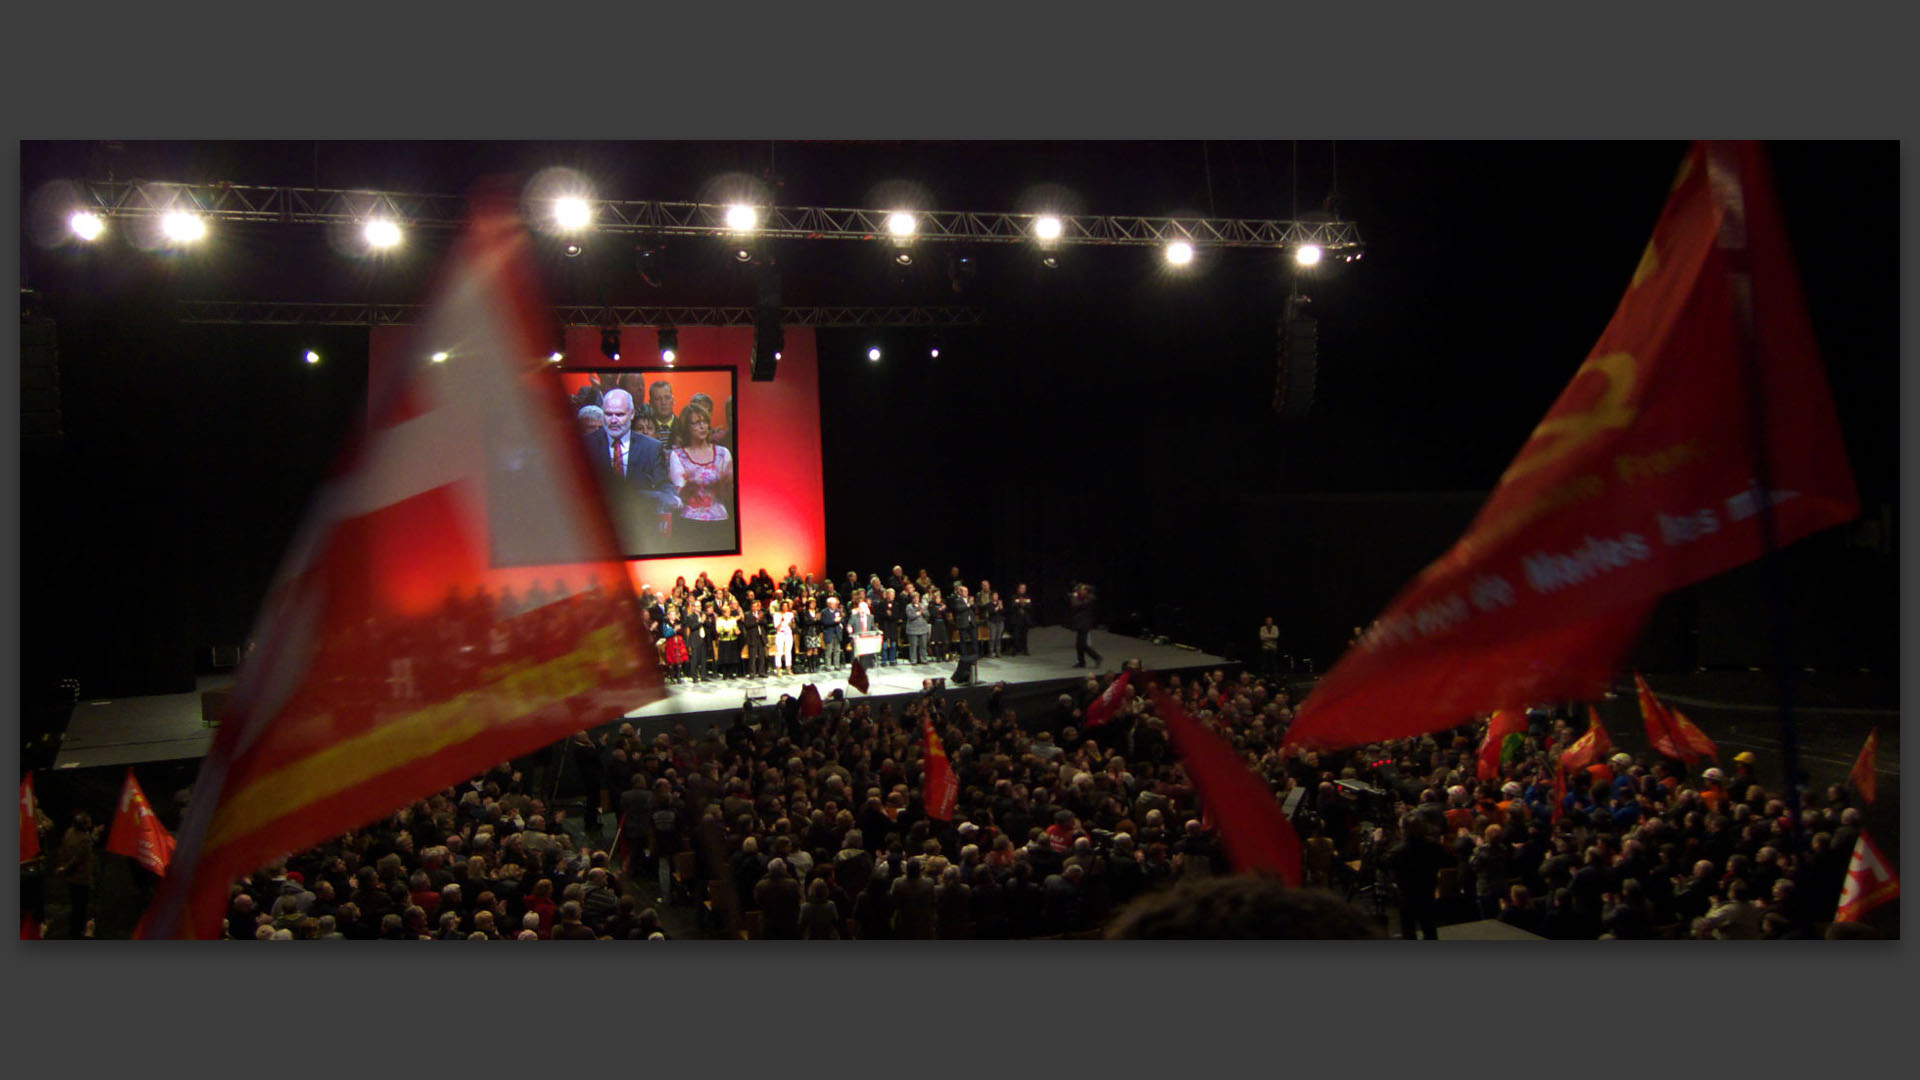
left=1069, top=583, right=1102, bottom=668
left=583, top=388, right=679, bottom=552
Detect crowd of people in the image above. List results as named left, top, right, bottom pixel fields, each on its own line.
left=636, top=564, right=1043, bottom=683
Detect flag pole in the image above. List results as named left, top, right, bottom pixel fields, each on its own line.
left=1708, top=141, right=1803, bottom=831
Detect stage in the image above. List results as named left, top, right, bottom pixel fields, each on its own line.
left=50, top=626, right=1238, bottom=772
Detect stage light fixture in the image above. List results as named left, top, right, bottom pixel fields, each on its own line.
left=431, top=351, right=450, bottom=364
left=1041, top=254, right=1061, bottom=270
left=930, top=347, right=941, bottom=359
left=734, top=247, right=754, bottom=262
left=886, top=212, right=918, bottom=237
left=564, top=242, right=584, bottom=258
left=548, top=351, right=564, bottom=364
left=894, top=251, right=914, bottom=267
left=363, top=218, right=402, bottom=250
left=658, top=326, right=679, bottom=364
left=304, top=350, right=321, bottom=364
left=868, top=347, right=882, bottom=362
left=725, top=204, right=759, bottom=232
left=1164, top=240, right=1194, bottom=266
left=69, top=211, right=105, bottom=241
left=554, top=196, right=592, bottom=231
left=1033, top=215, right=1063, bottom=241
left=1295, top=243, right=1323, bottom=267
left=161, top=211, right=206, bottom=244
left=601, top=327, right=622, bottom=362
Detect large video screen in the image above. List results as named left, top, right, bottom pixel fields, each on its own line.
left=563, top=368, right=739, bottom=559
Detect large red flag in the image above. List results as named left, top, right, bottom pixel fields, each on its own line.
left=1834, top=830, right=1898, bottom=925
left=20, top=774, right=39, bottom=864
left=848, top=657, right=870, bottom=695
left=106, top=769, right=176, bottom=877
left=1635, top=672, right=1718, bottom=766
left=1475, top=709, right=1528, bottom=782
left=142, top=190, right=661, bottom=939
left=1559, top=708, right=1613, bottom=773
left=1154, top=690, right=1302, bottom=886
left=1285, top=142, right=1857, bottom=754
left=1848, top=729, right=1879, bottom=804
left=1085, top=669, right=1132, bottom=728
left=921, top=715, right=959, bottom=822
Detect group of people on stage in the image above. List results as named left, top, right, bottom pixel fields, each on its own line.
left=574, top=376, right=736, bottom=556
left=638, top=565, right=1049, bottom=684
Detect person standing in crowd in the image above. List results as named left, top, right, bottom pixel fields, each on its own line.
left=56, top=810, right=99, bottom=939
left=985, top=588, right=1007, bottom=658
left=928, top=588, right=951, bottom=662
left=685, top=600, right=714, bottom=683
left=820, top=594, right=844, bottom=670
left=951, top=584, right=977, bottom=662
left=743, top=599, right=769, bottom=678
left=1258, top=616, right=1281, bottom=677
left=1009, top=583, right=1035, bottom=655
left=646, top=379, right=679, bottom=449
left=583, top=388, right=678, bottom=550
left=714, top=598, right=742, bottom=680
left=772, top=598, right=797, bottom=676
left=575, top=403, right=604, bottom=436
left=800, top=595, right=823, bottom=673
left=1070, top=582, right=1103, bottom=669
left=904, top=589, right=931, bottom=666
left=666, top=401, right=734, bottom=553
left=658, top=604, right=690, bottom=682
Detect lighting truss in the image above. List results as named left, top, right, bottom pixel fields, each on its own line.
left=175, top=301, right=987, bottom=328
left=81, top=180, right=1362, bottom=251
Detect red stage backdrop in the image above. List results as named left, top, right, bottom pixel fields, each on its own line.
left=370, top=324, right=827, bottom=596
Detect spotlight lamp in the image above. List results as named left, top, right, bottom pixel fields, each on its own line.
left=868, top=347, right=882, bottom=362
left=601, top=327, right=622, bottom=362
left=1295, top=243, right=1323, bottom=267
left=161, top=211, right=207, bottom=244
left=1033, top=214, right=1064, bottom=242
left=69, top=210, right=106, bottom=241
left=894, top=251, right=914, bottom=267
left=725, top=204, right=760, bottom=232
left=658, top=326, right=679, bottom=364
left=304, top=350, right=321, bottom=364
left=1165, top=240, right=1194, bottom=266
left=554, top=196, right=592, bottom=231
left=886, top=212, right=918, bottom=237
left=430, top=351, right=450, bottom=364
left=363, top=218, right=402, bottom=250
left=564, top=242, right=584, bottom=258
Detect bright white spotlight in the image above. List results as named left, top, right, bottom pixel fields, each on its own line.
left=886, top=212, right=917, bottom=237
left=1165, top=240, right=1194, bottom=266
left=548, top=351, right=564, bottom=364
left=1034, top=215, right=1063, bottom=241
left=1295, top=243, right=1323, bottom=267
left=867, top=347, right=882, bottom=362
left=554, top=196, right=592, bottom=231
left=431, top=351, right=449, bottom=364
left=363, top=218, right=402, bottom=249
left=69, top=211, right=105, bottom=241
left=161, top=211, right=206, bottom=243
left=304, top=350, right=321, bottom=364
left=930, top=347, right=941, bottom=359
left=725, top=204, right=759, bottom=232
left=662, top=348, right=677, bottom=364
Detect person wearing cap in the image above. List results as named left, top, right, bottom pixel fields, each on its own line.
left=1731, top=750, right=1759, bottom=790
left=1699, top=768, right=1730, bottom=815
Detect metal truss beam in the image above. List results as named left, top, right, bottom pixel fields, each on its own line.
left=82, top=180, right=1362, bottom=251
left=175, top=301, right=987, bottom=328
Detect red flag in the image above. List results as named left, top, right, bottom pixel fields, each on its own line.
left=1848, top=729, right=1879, bottom=804
left=922, top=716, right=959, bottom=822
left=106, top=769, right=176, bottom=877
left=1154, top=690, right=1302, bottom=886
left=1285, top=142, right=1857, bottom=754
left=1559, top=708, right=1613, bottom=773
left=848, top=656, right=869, bottom=695
left=798, top=683, right=824, bottom=719
left=1834, top=830, right=1899, bottom=925
left=142, top=191, right=661, bottom=939
left=1476, top=709, right=1528, bottom=782
left=1635, top=672, right=1717, bottom=766
left=20, top=774, right=39, bottom=864
left=1085, top=669, right=1132, bottom=728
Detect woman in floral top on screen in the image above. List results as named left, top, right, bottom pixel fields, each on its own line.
left=667, top=401, right=734, bottom=552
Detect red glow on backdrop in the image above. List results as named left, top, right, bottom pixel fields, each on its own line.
left=370, top=324, right=827, bottom=595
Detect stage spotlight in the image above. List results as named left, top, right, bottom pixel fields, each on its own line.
left=894, top=251, right=914, bottom=267
left=601, top=327, right=621, bottom=362
left=735, top=247, right=754, bottom=262
left=1033, top=215, right=1063, bottom=241
left=930, top=347, right=940, bottom=359
left=431, top=351, right=450, bottom=364
left=1040, top=254, right=1061, bottom=270
left=886, top=212, right=917, bottom=237
left=725, top=204, right=759, bottom=232
left=363, top=218, right=402, bottom=250
left=69, top=211, right=105, bottom=241
left=868, top=347, right=882, bottom=362
left=564, top=242, right=584, bottom=258
left=1295, top=243, right=1323, bottom=267
left=1164, top=240, right=1194, bottom=266
left=548, top=351, right=564, bottom=364
left=161, top=211, right=206, bottom=244
left=304, top=350, right=321, bottom=365
left=658, top=326, right=678, bottom=364
left=554, top=196, right=592, bottom=231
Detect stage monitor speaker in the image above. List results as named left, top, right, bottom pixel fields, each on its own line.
left=950, top=657, right=977, bottom=685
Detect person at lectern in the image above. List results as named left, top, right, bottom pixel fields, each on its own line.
left=582, top=388, right=679, bottom=552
